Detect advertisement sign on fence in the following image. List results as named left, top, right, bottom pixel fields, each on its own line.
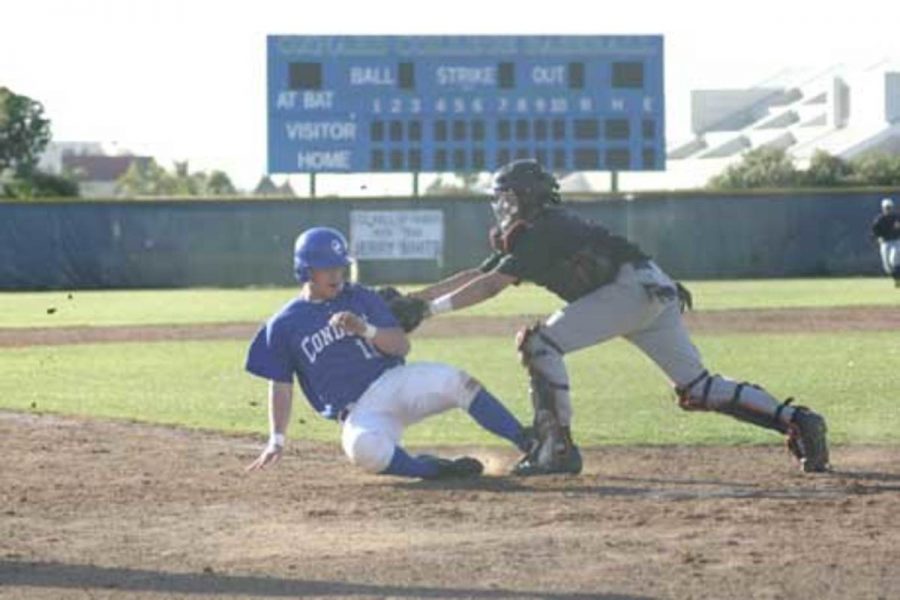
left=350, top=210, right=444, bottom=260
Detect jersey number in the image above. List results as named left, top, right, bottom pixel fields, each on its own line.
left=355, top=339, right=379, bottom=360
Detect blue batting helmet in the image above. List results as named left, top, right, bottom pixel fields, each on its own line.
left=293, top=227, right=352, bottom=282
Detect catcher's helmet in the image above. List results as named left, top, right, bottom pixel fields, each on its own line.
left=491, top=159, right=560, bottom=229
left=293, top=227, right=351, bottom=282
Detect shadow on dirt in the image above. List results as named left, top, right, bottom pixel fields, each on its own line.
left=392, top=469, right=900, bottom=500
left=0, top=560, right=652, bottom=600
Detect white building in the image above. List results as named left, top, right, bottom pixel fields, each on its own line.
left=561, top=59, right=900, bottom=193
left=38, top=141, right=150, bottom=197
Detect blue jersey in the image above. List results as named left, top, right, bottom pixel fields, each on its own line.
left=245, top=284, right=404, bottom=419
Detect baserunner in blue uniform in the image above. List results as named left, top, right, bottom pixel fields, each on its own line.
left=245, top=227, right=533, bottom=480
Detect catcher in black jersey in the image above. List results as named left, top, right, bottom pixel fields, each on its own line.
left=388, top=160, right=830, bottom=476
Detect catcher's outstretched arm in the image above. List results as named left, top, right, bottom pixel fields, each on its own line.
left=430, top=271, right=516, bottom=314
left=408, top=268, right=482, bottom=301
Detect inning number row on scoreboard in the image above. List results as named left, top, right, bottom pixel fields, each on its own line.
left=267, top=36, right=664, bottom=173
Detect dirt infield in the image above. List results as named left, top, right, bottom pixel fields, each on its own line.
left=1, top=305, right=899, bottom=347
left=2, top=412, right=899, bottom=599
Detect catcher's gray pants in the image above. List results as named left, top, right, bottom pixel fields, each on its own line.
left=531, top=261, right=794, bottom=427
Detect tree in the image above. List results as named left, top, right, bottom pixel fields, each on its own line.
left=425, top=172, right=486, bottom=196
left=804, top=150, right=852, bottom=186
left=850, top=153, right=900, bottom=186
left=3, top=170, right=79, bottom=198
left=117, top=159, right=177, bottom=196
left=708, top=147, right=900, bottom=189
left=0, top=87, right=79, bottom=198
left=457, top=171, right=482, bottom=191
left=116, top=159, right=238, bottom=197
left=206, top=170, right=236, bottom=195
left=0, top=87, right=52, bottom=176
left=708, top=147, right=799, bottom=189
left=171, top=160, right=206, bottom=195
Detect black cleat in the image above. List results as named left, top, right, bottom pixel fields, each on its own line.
left=787, top=408, right=831, bottom=473
left=512, top=444, right=583, bottom=477
left=417, top=454, right=484, bottom=480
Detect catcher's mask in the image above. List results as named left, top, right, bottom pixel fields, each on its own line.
left=491, top=187, right=522, bottom=232
left=490, top=159, right=560, bottom=230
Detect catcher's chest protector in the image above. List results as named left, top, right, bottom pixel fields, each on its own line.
left=492, top=208, right=647, bottom=303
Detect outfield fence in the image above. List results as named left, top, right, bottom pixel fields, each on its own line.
left=0, top=191, right=891, bottom=289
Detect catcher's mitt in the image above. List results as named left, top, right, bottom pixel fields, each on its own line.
left=375, top=287, right=429, bottom=333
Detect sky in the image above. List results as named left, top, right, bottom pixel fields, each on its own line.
left=2, top=0, right=899, bottom=193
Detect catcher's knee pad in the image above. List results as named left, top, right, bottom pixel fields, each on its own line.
left=675, top=371, right=790, bottom=433
left=343, top=429, right=394, bottom=474
left=516, top=323, right=572, bottom=425
left=516, top=324, right=568, bottom=377
left=518, top=324, right=573, bottom=423
left=517, top=322, right=563, bottom=357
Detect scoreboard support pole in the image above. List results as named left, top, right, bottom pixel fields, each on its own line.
left=309, top=173, right=317, bottom=198
left=610, top=171, right=619, bottom=193
left=412, top=172, right=420, bottom=198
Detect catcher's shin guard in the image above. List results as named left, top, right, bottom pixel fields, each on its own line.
left=675, top=371, right=787, bottom=433
left=514, top=324, right=582, bottom=476
left=676, top=371, right=830, bottom=472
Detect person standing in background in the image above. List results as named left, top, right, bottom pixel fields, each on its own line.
left=871, top=198, right=900, bottom=288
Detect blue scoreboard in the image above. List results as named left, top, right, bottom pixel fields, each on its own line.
left=267, top=35, right=664, bottom=173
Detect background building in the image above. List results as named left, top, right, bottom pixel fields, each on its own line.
left=561, top=59, right=900, bottom=192
left=38, top=141, right=151, bottom=197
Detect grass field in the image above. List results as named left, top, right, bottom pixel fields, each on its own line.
left=1, top=332, right=896, bottom=446
left=2, top=274, right=899, bottom=600
left=0, top=277, right=898, bottom=328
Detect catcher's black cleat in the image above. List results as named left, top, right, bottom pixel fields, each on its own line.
left=786, top=407, right=831, bottom=473
left=512, top=444, right=583, bottom=477
left=417, top=455, right=484, bottom=480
